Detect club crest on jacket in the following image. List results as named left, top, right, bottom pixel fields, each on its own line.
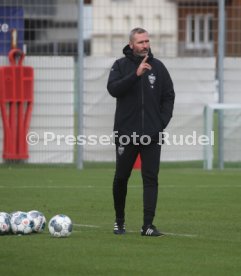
left=118, top=145, right=125, bottom=155
left=148, top=73, right=156, bottom=88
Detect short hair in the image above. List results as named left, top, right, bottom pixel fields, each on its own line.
left=129, top=27, right=148, bottom=42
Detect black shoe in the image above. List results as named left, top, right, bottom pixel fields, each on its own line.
left=141, top=224, right=164, bottom=237
left=113, top=220, right=126, bottom=235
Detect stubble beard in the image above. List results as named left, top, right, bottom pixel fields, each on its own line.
left=133, top=48, right=149, bottom=57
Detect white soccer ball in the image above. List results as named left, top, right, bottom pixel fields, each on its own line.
left=10, top=211, right=34, bottom=235
left=48, top=214, right=73, bottom=238
left=0, top=212, right=11, bottom=235
left=28, top=210, right=46, bottom=233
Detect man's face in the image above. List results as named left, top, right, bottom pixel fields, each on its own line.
left=129, top=32, right=150, bottom=57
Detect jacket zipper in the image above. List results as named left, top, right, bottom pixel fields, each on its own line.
left=141, top=76, right=144, bottom=135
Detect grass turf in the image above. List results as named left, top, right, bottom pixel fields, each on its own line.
left=0, top=166, right=241, bottom=276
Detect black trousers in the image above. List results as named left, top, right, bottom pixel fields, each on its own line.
left=113, top=142, right=161, bottom=226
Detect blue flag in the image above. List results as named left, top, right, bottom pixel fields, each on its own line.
left=0, top=7, right=24, bottom=55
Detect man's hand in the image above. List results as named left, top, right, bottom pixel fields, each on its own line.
left=136, top=55, right=152, bottom=76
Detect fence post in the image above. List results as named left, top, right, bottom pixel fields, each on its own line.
left=77, top=0, right=84, bottom=169
left=217, top=0, right=225, bottom=170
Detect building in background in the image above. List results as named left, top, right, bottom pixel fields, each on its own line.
left=176, top=0, right=217, bottom=57
left=23, top=0, right=92, bottom=55
left=0, top=0, right=92, bottom=56
left=92, top=0, right=177, bottom=57
left=1, top=0, right=240, bottom=57
left=91, top=0, right=241, bottom=57
left=175, top=0, right=241, bottom=57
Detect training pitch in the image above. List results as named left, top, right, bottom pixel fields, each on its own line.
left=0, top=165, right=241, bottom=276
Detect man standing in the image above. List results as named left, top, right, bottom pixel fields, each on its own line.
left=107, top=28, right=175, bottom=236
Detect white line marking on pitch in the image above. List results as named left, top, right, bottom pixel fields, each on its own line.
left=73, top=223, right=100, bottom=228
left=127, top=230, right=197, bottom=238
left=0, top=185, right=240, bottom=189
left=0, top=185, right=95, bottom=189
left=73, top=224, right=197, bottom=237
left=163, top=232, right=197, bottom=238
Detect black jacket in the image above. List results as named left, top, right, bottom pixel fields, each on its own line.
left=107, top=45, right=175, bottom=142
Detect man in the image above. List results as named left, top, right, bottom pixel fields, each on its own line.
left=107, top=28, right=175, bottom=236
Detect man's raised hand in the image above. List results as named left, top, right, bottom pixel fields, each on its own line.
left=136, top=55, right=152, bottom=76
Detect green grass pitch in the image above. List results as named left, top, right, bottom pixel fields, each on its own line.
left=0, top=165, right=241, bottom=276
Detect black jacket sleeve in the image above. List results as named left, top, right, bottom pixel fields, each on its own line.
left=107, top=60, right=139, bottom=98
left=160, top=67, right=175, bottom=129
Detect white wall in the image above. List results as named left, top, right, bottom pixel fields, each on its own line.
left=223, top=58, right=241, bottom=162
left=83, top=57, right=216, bottom=162
left=2, top=56, right=229, bottom=164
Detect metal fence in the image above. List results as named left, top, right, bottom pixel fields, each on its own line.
left=0, top=0, right=241, bottom=169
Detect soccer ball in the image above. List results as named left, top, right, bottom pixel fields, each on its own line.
left=10, top=211, right=34, bottom=235
left=0, top=212, right=11, bottom=235
left=28, top=210, right=46, bottom=233
left=48, top=214, right=73, bottom=238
